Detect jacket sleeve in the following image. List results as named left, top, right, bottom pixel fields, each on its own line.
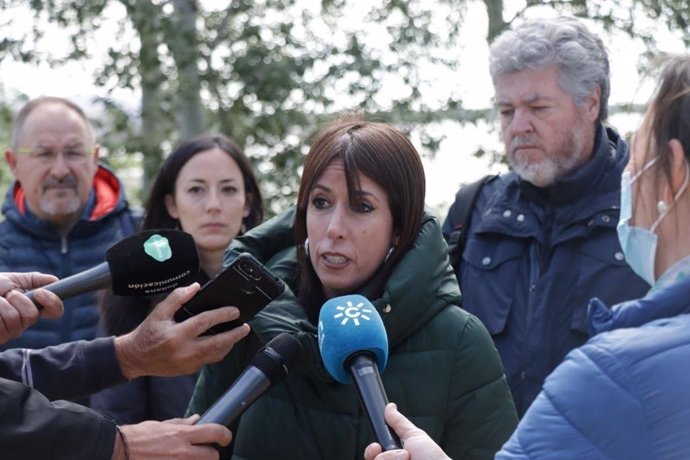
left=496, top=344, right=652, bottom=460
left=0, top=337, right=127, bottom=401
left=443, top=312, right=519, bottom=460
left=90, top=377, right=149, bottom=425
left=0, top=377, right=116, bottom=460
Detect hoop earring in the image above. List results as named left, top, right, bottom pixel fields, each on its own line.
left=384, top=246, right=394, bottom=263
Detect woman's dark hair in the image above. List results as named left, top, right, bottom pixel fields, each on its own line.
left=143, top=133, right=263, bottom=231
left=641, top=56, right=690, bottom=199
left=295, top=115, right=426, bottom=319
left=100, top=133, right=263, bottom=335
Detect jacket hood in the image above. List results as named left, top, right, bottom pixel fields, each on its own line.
left=3, top=164, right=129, bottom=236
left=589, top=276, right=690, bottom=335
left=376, top=210, right=460, bottom=345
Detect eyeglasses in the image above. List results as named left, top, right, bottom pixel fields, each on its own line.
left=16, top=147, right=93, bottom=164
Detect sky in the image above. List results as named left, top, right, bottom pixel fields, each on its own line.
left=0, top=1, right=687, bottom=217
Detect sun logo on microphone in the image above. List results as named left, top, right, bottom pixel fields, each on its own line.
left=333, top=300, right=372, bottom=326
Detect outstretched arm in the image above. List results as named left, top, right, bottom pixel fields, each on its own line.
left=0, top=282, right=250, bottom=401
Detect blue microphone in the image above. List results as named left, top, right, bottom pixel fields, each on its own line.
left=318, top=294, right=401, bottom=451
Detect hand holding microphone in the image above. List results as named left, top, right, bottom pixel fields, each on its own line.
left=318, top=294, right=402, bottom=451
left=364, top=403, right=451, bottom=460
left=0, top=272, right=63, bottom=344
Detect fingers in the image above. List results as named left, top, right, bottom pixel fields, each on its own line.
left=180, top=306, right=241, bottom=338
left=149, top=283, right=201, bottom=320
left=20, top=272, right=59, bottom=290
left=183, top=423, right=233, bottom=447
left=0, top=290, right=41, bottom=340
left=384, top=403, right=415, bottom=436
left=0, top=272, right=57, bottom=296
left=122, top=420, right=231, bottom=459
left=0, top=298, right=23, bottom=343
left=364, top=443, right=409, bottom=460
left=193, top=322, right=251, bottom=362
left=31, top=289, right=64, bottom=319
left=364, top=442, right=383, bottom=460
left=164, top=414, right=199, bottom=425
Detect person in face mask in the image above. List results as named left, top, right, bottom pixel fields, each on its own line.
left=493, top=55, right=690, bottom=459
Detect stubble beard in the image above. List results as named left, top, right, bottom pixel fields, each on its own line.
left=508, top=123, right=587, bottom=188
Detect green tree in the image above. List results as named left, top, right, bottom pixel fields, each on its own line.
left=0, top=0, right=686, bottom=214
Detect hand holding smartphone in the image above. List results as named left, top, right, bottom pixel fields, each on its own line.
left=174, top=253, right=285, bottom=335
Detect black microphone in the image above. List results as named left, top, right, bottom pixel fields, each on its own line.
left=196, top=333, right=303, bottom=426
left=26, top=229, right=200, bottom=305
left=318, top=294, right=402, bottom=451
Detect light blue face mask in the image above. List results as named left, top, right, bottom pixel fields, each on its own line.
left=617, top=157, right=690, bottom=286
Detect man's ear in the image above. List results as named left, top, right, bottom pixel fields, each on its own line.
left=5, top=150, right=18, bottom=175
left=92, top=144, right=100, bottom=164
left=584, top=86, right=601, bottom=122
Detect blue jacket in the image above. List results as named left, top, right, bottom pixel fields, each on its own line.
left=0, top=338, right=124, bottom=459
left=442, top=125, right=650, bottom=416
left=0, top=165, right=136, bottom=350
left=497, top=270, right=690, bottom=459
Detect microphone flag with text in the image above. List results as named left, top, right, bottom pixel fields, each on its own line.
left=196, top=332, right=303, bottom=426
left=27, top=229, right=200, bottom=305
left=318, top=294, right=402, bottom=451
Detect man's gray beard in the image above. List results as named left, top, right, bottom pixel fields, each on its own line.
left=509, top=125, right=586, bottom=188
left=40, top=195, right=82, bottom=217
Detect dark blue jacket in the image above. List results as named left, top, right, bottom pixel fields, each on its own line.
left=0, top=165, right=136, bottom=350
left=497, top=268, right=690, bottom=459
left=0, top=337, right=125, bottom=459
left=442, top=125, right=650, bottom=416
left=0, top=337, right=125, bottom=400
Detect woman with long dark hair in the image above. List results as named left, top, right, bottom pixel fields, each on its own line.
left=92, top=133, right=263, bottom=423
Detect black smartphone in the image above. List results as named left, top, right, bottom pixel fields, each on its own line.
left=174, top=252, right=285, bottom=335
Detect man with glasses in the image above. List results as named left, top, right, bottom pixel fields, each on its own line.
left=0, top=97, right=138, bottom=357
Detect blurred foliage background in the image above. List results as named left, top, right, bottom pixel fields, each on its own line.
left=0, top=0, right=688, bottom=217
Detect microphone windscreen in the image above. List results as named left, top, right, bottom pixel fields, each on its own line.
left=107, top=229, right=200, bottom=296
left=318, top=294, right=388, bottom=384
left=252, top=333, right=304, bottom=384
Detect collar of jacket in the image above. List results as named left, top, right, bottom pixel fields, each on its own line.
left=588, top=276, right=690, bottom=336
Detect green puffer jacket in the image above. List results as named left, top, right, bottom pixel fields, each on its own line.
left=187, top=209, right=518, bottom=460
